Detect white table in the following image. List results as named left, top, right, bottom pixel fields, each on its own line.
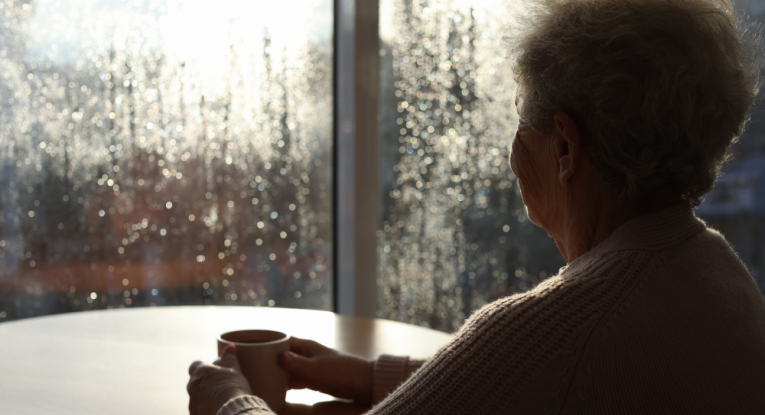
left=0, top=306, right=453, bottom=414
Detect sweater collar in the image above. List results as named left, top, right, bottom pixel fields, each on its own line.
left=559, top=203, right=706, bottom=279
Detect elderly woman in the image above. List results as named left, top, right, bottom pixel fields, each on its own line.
left=188, top=0, right=765, bottom=413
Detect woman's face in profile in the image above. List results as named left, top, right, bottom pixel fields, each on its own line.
left=510, top=121, right=560, bottom=230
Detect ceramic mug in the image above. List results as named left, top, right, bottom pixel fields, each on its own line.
left=217, top=329, right=291, bottom=411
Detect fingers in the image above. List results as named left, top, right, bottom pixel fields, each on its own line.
left=220, top=344, right=237, bottom=360
left=280, top=350, right=319, bottom=380
left=289, top=337, right=324, bottom=357
left=189, top=397, right=198, bottom=415
left=192, top=345, right=240, bottom=376
left=218, top=345, right=243, bottom=373
left=187, top=361, right=249, bottom=415
left=221, top=344, right=236, bottom=354
left=287, top=375, right=311, bottom=390
left=288, top=375, right=323, bottom=392
left=189, top=360, right=205, bottom=375
left=288, top=336, right=311, bottom=355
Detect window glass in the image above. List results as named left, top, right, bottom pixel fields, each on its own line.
left=0, top=0, right=333, bottom=321
left=378, top=0, right=564, bottom=332
left=379, top=0, right=765, bottom=333
left=695, top=0, right=765, bottom=293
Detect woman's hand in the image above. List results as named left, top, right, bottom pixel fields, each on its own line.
left=188, top=345, right=253, bottom=415
left=279, top=337, right=374, bottom=405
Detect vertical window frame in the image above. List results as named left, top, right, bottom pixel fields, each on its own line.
left=334, top=0, right=381, bottom=318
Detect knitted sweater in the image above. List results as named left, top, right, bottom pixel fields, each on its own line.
left=219, top=205, right=765, bottom=414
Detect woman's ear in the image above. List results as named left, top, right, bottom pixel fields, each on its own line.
left=553, top=112, right=581, bottom=187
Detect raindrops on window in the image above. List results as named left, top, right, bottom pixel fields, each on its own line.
left=0, top=0, right=333, bottom=320
left=378, top=0, right=564, bottom=332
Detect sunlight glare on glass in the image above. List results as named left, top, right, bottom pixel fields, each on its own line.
left=26, top=0, right=331, bottom=99
left=0, top=0, right=334, bottom=320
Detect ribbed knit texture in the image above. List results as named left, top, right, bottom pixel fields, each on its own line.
left=218, top=205, right=765, bottom=415
left=372, top=354, right=426, bottom=404
left=217, top=395, right=272, bottom=415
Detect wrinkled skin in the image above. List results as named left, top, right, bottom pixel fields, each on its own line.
left=278, top=337, right=374, bottom=406
left=187, top=338, right=374, bottom=415
left=510, top=113, right=639, bottom=263
left=188, top=345, right=252, bottom=415
left=511, top=119, right=569, bottom=230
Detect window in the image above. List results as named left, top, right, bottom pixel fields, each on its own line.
left=377, top=0, right=564, bottom=332
left=3, top=0, right=762, bottom=328
left=376, top=0, right=765, bottom=332
left=0, top=0, right=333, bottom=320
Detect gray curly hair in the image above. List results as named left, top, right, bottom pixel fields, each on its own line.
left=508, top=0, right=764, bottom=206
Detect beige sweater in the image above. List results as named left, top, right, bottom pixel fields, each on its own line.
left=219, top=205, right=765, bottom=414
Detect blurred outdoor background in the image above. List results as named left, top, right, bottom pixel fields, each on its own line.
left=1, top=0, right=764, bottom=333
left=0, top=0, right=335, bottom=319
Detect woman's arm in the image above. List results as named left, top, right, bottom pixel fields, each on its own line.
left=203, top=340, right=428, bottom=415
left=372, top=355, right=427, bottom=404
left=213, top=354, right=428, bottom=415
left=280, top=338, right=430, bottom=405
left=277, top=337, right=376, bottom=404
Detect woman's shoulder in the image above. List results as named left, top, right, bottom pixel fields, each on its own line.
left=459, top=259, right=629, bottom=330
left=457, top=276, right=568, bottom=333
left=414, top=264, right=639, bottom=410
left=559, top=224, right=765, bottom=413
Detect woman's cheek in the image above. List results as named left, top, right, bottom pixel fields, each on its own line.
left=516, top=175, right=526, bottom=200
left=511, top=143, right=532, bottom=187
left=510, top=140, right=519, bottom=177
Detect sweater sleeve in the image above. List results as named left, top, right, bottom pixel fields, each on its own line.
left=372, top=355, right=427, bottom=404
left=214, top=275, right=601, bottom=415
left=216, top=395, right=275, bottom=415
left=364, top=274, right=616, bottom=415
